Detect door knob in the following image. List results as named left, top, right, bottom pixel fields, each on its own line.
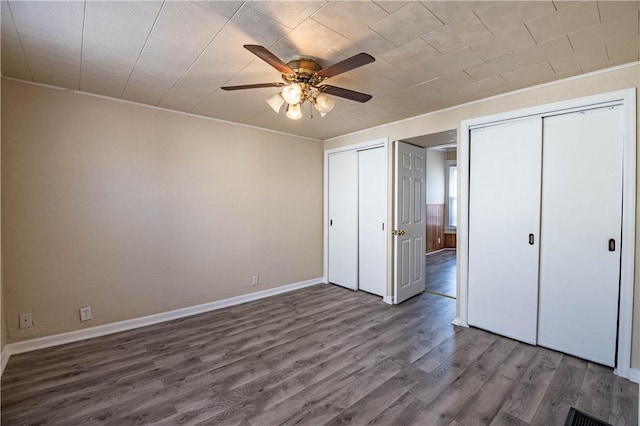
left=392, top=229, right=406, bottom=235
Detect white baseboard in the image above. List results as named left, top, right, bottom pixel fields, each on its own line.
left=614, top=365, right=640, bottom=383
left=1, top=346, right=10, bottom=375
left=451, top=317, right=467, bottom=327
left=1, top=277, right=323, bottom=373
left=425, top=248, right=456, bottom=257
left=382, top=295, right=394, bottom=305
left=623, top=367, right=640, bottom=384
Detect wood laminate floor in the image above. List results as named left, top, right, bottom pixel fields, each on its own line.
left=2, top=284, right=637, bottom=425
left=425, top=249, right=456, bottom=298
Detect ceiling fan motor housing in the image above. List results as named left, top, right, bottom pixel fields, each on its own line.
left=283, top=59, right=324, bottom=86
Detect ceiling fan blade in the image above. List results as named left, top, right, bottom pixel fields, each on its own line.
left=316, top=53, right=375, bottom=78
left=321, top=85, right=372, bottom=103
left=244, top=45, right=296, bottom=75
left=221, top=82, right=285, bottom=91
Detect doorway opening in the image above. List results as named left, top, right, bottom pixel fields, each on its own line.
left=402, top=130, right=457, bottom=300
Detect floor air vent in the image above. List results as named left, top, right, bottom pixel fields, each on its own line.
left=565, top=407, right=612, bottom=426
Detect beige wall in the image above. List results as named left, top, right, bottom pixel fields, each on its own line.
left=326, top=64, right=640, bottom=369
left=1, top=79, right=323, bottom=343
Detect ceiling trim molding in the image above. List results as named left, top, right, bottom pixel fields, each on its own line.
left=325, top=61, right=640, bottom=143
left=4, top=61, right=638, bottom=144
left=0, top=76, right=323, bottom=143
left=1, top=75, right=66, bottom=92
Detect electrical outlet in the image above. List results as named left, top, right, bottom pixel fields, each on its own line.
left=437, top=237, right=441, bottom=244
left=251, top=274, right=259, bottom=285
left=79, top=306, right=92, bottom=322
left=19, top=313, right=32, bottom=329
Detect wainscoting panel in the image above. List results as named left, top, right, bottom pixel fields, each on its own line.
left=445, top=233, right=457, bottom=248
left=426, top=204, right=444, bottom=253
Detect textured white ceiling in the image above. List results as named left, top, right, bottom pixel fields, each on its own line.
left=2, top=1, right=639, bottom=140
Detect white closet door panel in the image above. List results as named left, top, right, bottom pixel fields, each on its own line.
left=358, top=147, right=387, bottom=297
left=328, top=150, right=358, bottom=290
left=468, top=118, right=542, bottom=344
left=538, top=106, right=623, bottom=367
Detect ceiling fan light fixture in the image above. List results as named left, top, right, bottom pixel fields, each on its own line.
left=282, top=83, right=302, bottom=105
left=286, top=103, right=302, bottom=120
left=314, top=93, right=335, bottom=114
left=221, top=46, right=376, bottom=121
left=266, top=92, right=285, bottom=113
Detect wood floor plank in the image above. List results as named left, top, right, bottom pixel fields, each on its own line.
left=574, top=361, right=614, bottom=421
left=529, top=354, right=588, bottom=426
left=425, top=249, right=456, bottom=298
left=453, top=373, right=516, bottom=425
left=489, top=411, right=530, bottom=426
left=411, top=384, right=473, bottom=426
left=609, top=374, right=639, bottom=426
left=499, top=347, right=564, bottom=423
left=127, top=322, right=382, bottom=423
left=323, top=364, right=425, bottom=426
left=414, top=336, right=521, bottom=425
left=409, top=329, right=497, bottom=405
left=1, top=285, right=637, bottom=426
left=448, top=336, right=518, bottom=394
left=115, top=295, right=405, bottom=425
left=278, top=355, right=408, bottom=425
left=366, top=391, right=430, bottom=426
left=61, top=300, right=386, bottom=424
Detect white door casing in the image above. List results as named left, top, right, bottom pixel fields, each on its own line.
left=328, top=150, right=358, bottom=290
left=359, top=147, right=387, bottom=297
left=537, top=106, right=623, bottom=367
left=467, top=118, right=543, bottom=345
left=394, top=141, right=426, bottom=303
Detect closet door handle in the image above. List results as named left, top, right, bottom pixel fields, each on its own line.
left=528, top=234, right=535, bottom=245
left=609, top=239, right=616, bottom=251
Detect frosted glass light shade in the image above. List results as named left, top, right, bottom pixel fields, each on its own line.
left=286, top=103, right=302, bottom=120
left=314, top=93, right=335, bottom=114
left=282, top=84, right=302, bottom=105
left=266, top=93, right=285, bottom=113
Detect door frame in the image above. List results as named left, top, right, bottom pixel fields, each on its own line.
left=323, top=138, right=391, bottom=301
left=457, top=88, right=637, bottom=381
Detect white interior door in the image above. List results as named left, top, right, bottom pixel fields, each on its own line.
left=468, top=118, right=542, bottom=344
left=358, top=147, right=387, bottom=297
left=538, top=106, right=623, bottom=367
left=328, top=150, right=358, bottom=290
left=394, top=142, right=426, bottom=303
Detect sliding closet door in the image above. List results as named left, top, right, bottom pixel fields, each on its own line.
left=538, top=106, right=623, bottom=367
left=358, top=147, right=387, bottom=297
left=468, top=118, right=542, bottom=344
left=328, top=150, right=358, bottom=290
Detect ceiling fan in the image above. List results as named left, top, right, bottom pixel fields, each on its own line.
left=221, top=45, right=375, bottom=120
